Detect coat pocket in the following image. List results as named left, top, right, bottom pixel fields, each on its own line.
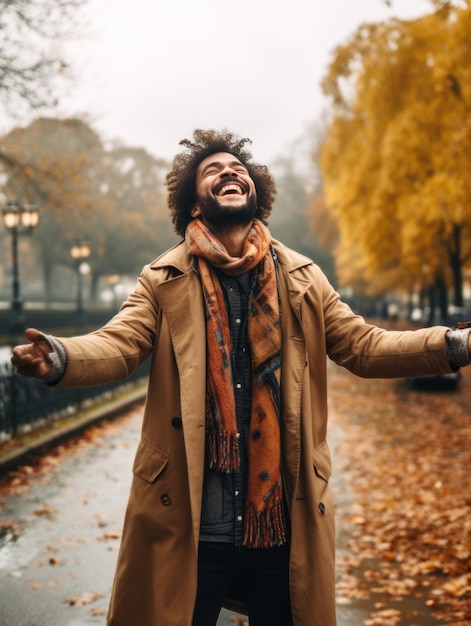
left=132, top=438, right=168, bottom=483
left=313, top=439, right=332, bottom=483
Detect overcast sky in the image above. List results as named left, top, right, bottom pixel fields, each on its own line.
left=56, top=0, right=432, bottom=165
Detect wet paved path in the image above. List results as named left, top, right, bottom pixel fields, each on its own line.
left=0, top=399, right=369, bottom=625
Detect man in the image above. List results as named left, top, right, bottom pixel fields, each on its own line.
left=11, top=129, right=471, bottom=626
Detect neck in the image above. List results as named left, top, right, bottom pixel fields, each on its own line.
left=207, top=222, right=253, bottom=257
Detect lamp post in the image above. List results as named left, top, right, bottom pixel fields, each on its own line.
left=70, top=239, right=91, bottom=319
left=2, top=200, right=39, bottom=336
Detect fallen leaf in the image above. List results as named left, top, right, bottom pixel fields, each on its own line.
left=90, top=608, right=107, bottom=616
left=29, top=582, right=43, bottom=590
left=34, top=506, right=56, bottom=517
left=66, top=592, right=103, bottom=607
left=99, top=530, right=121, bottom=541
left=442, top=575, right=471, bottom=598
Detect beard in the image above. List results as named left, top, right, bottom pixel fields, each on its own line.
left=195, top=193, right=258, bottom=229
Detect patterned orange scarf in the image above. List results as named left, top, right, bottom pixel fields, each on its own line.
left=185, top=218, right=287, bottom=548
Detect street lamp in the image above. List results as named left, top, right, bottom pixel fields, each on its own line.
left=2, top=200, right=39, bottom=335
left=70, top=239, right=91, bottom=318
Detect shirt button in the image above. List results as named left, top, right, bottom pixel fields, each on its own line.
left=236, top=432, right=240, bottom=439
left=237, top=515, right=243, bottom=522
left=236, top=383, right=242, bottom=389
left=235, top=490, right=239, bottom=496
left=236, top=318, right=241, bottom=324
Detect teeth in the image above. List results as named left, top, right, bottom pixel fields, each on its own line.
left=219, top=184, right=242, bottom=196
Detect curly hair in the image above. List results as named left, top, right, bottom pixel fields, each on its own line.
left=166, top=129, right=277, bottom=238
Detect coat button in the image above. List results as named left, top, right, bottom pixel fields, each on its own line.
left=171, top=417, right=182, bottom=429
left=318, top=502, right=325, bottom=514
left=161, top=494, right=171, bottom=506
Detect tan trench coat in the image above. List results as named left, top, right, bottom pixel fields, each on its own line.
left=57, top=239, right=453, bottom=626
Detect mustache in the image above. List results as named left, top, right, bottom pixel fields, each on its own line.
left=212, top=176, right=250, bottom=195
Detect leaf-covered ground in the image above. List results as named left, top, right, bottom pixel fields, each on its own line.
left=0, top=340, right=470, bottom=625
left=329, top=357, right=471, bottom=625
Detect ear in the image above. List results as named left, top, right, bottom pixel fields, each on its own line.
left=191, top=204, right=201, bottom=218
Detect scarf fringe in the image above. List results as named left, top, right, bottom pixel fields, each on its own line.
left=243, top=497, right=287, bottom=549
left=208, top=430, right=240, bottom=473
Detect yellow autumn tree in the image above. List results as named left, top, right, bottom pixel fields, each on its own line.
left=321, top=0, right=471, bottom=308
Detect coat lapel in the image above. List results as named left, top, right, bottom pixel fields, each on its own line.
left=275, top=246, right=312, bottom=502
left=156, top=265, right=207, bottom=547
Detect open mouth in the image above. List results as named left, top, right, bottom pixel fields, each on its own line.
left=213, top=178, right=249, bottom=197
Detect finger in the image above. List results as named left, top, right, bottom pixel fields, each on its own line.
left=11, top=353, right=38, bottom=369
left=11, top=340, right=49, bottom=366
left=12, top=352, right=52, bottom=378
left=11, top=346, right=32, bottom=366
left=15, top=363, right=50, bottom=379
left=24, top=328, right=47, bottom=344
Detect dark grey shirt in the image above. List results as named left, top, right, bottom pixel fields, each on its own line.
left=199, top=269, right=255, bottom=544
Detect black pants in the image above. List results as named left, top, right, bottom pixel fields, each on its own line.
left=192, top=541, right=293, bottom=626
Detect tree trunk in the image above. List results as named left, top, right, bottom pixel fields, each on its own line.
left=449, top=224, right=464, bottom=307
left=436, top=273, right=448, bottom=324
left=426, top=284, right=436, bottom=326
left=90, top=271, right=101, bottom=305
left=42, top=261, right=53, bottom=309
left=427, top=273, right=448, bottom=326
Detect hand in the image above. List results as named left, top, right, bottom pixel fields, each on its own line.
left=11, top=328, right=53, bottom=380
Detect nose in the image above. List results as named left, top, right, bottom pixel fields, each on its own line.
left=219, top=164, right=239, bottom=177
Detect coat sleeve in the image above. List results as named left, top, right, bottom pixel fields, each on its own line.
left=57, top=265, right=161, bottom=387
left=314, top=267, right=453, bottom=378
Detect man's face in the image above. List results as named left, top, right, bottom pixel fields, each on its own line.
left=192, top=152, right=258, bottom=228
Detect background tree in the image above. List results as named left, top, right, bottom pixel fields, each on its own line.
left=0, top=0, right=87, bottom=122
left=1, top=117, right=105, bottom=303
left=0, top=117, right=174, bottom=306
left=83, top=143, right=175, bottom=301
left=321, top=0, right=471, bottom=319
left=0, top=0, right=90, bottom=306
left=270, top=131, right=336, bottom=285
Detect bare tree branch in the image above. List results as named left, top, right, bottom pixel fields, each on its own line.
left=0, top=0, right=88, bottom=118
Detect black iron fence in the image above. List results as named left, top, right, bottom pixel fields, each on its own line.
left=0, top=308, right=118, bottom=343
left=0, top=359, right=150, bottom=439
